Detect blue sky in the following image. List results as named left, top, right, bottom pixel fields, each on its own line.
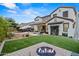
left=0, top=3, right=79, bottom=23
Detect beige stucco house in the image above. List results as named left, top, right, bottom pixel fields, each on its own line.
left=33, top=6, right=76, bottom=37
left=47, top=7, right=76, bottom=37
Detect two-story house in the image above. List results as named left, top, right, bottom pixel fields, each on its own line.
left=33, top=6, right=76, bottom=38
left=47, top=7, right=76, bottom=37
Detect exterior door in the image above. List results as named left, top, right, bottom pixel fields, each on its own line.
left=42, top=26, right=46, bottom=32
left=50, top=26, right=59, bottom=35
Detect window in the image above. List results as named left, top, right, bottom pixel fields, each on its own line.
left=63, top=11, right=68, bottom=17
left=53, top=14, right=57, bottom=17
left=63, top=23, right=69, bottom=32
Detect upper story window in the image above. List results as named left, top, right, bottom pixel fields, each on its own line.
left=53, top=14, right=57, bottom=17
left=63, top=11, right=68, bottom=17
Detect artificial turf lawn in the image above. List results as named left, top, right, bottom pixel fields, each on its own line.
left=1, top=35, right=79, bottom=54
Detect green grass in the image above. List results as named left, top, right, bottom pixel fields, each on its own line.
left=1, top=35, right=79, bottom=54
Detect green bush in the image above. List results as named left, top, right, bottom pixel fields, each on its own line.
left=0, top=16, right=11, bottom=42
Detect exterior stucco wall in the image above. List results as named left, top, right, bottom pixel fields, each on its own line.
left=68, top=21, right=75, bottom=37
left=74, top=12, right=79, bottom=40
left=51, top=8, right=76, bottom=22
left=48, top=25, right=51, bottom=35
left=59, top=24, right=63, bottom=35
left=46, top=23, right=48, bottom=32
left=48, top=18, right=75, bottom=37
left=34, top=25, right=38, bottom=31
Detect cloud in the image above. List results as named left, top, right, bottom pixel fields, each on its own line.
left=23, top=8, right=43, bottom=18
left=12, top=8, right=44, bottom=23
left=0, top=3, right=18, bottom=9
left=7, top=10, right=17, bottom=14
left=15, top=7, right=49, bottom=23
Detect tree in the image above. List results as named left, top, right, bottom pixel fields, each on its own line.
left=6, top=18, right=18, bottom=32
left=0, top=16, right=11, bottom=42
left=6, top=18, right=18, bottom=27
